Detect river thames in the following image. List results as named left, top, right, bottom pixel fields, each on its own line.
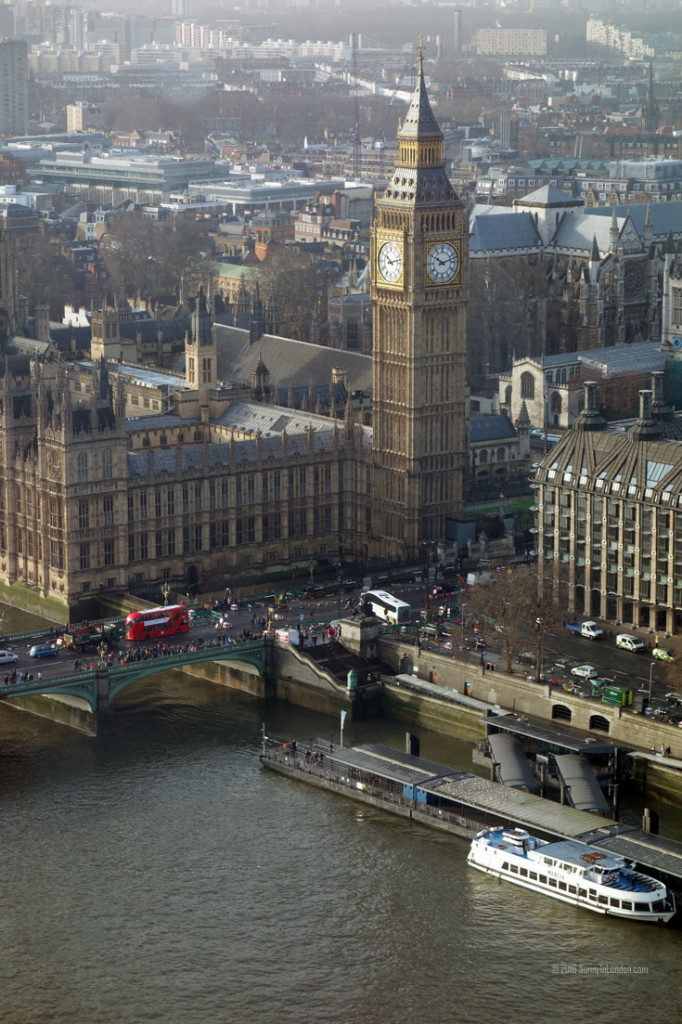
left=1, top=606, right=681, bottom=1023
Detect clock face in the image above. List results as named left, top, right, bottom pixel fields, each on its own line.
left=427, top=242, right=459, bottom=284
left=378, top=240, right=403, bottom=283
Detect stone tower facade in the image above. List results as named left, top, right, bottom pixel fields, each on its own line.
left=370, top=52, right=468, bottom=561
left=184, top=287, right=217, bottom=417
left=91, top=306, right=122, bottom=363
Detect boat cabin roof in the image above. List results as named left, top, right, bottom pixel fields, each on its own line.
left=540, top=839, right=624, bottom=871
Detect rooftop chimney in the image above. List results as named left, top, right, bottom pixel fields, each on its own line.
left=629, top=389, right=660, bottom=441
left=575, top=380, right=606, bottom=432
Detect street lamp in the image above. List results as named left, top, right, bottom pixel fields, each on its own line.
left=535, top=616, right=544, bottom=685
left=98, top=640, right=108, bottom=669
left=648, top=661, right=655, bottom=710
left=461, top=602, right=466, bottom=646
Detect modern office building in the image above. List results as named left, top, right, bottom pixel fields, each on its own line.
left=536, top=377, right=682, bottom=635
left=0, top=38, right=28, bottom=135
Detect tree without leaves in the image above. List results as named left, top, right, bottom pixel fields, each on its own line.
left=256, top=249, right=340, bottom=341
left=465, top=564, right=562, bottom=675
left=101, top=211, right=215, bottom=304
left=14, top=230, right=84, bottom=320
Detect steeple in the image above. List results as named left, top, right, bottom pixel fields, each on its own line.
left=384, top=41, right=458, bottom=210
left=641, top=61, right=660, bottom=133
left=609, top=206, right=620, bottom=253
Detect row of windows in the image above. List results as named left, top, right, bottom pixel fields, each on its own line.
left=126, top=507, right=337, bottom=558
left=504, top=863, right=647, bottom=910
left=126, top=470, right=335, bottom=521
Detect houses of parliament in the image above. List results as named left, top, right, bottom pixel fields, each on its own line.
left=0, top=62, right=469, bottom=615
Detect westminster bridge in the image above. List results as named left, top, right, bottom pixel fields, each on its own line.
left=0, top=625, right=378, bottom=736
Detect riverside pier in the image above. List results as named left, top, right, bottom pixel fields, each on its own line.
left=261, top=736, right=682, bottom=898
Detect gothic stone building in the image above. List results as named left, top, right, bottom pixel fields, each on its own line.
left=0, top=67, right=466, bottom=614
left=0, top=295, right=371, bottom=613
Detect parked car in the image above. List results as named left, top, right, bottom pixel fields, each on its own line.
left=570, top=664, right=599, bottom=680
left=616, top=634, right=645, bottom=653
left=0, top=649, right=18, bottom=664
left=29, top=644, right=58, bottom=658
left=653, top=647, right=675, bottom=662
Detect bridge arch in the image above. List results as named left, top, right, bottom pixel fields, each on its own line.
left=1, top=640, right=267, bottom=713
left=551, top=703, right=572, bottom=723
left=589, top=714, right=610, bottom=733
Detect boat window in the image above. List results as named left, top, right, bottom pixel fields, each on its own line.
left=558, top=881, right=567, bottom=891
left=502, top=862, right=509, bottom=871
left=598, top=895, right=608, bottom=905
left=510, top=864, right=518, bottom=873
left=652, top=900, right=666, bottom=913
left=529, top=871, right=538, bottom=881
left=621, top=901, right=632, bottom=911
left=589, top=890, right=597, bottom=900
left=634, top=903, right=648, bottom=912
left=520, top=868, right=528, bottom=877
left=539, top=874, right=547, bottom=884
left=549, top=878, right=557, bottom=888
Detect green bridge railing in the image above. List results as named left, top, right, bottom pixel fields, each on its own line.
left=0, top=638, right=267, bottom=713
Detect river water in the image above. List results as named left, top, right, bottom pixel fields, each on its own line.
left=1, top=605, right=681, bottom=1023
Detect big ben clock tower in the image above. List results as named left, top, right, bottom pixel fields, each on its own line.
left=371, top=48, right=468, bottom=563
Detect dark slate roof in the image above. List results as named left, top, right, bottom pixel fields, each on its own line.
left=470, top=414, right=517, bottom=443
left=469, top=210, right=541, bottom=253
left=582, top=200, right=682, bottom=241
left=10, top=336, right=51, bottom=356
left=213, top=323, right=372, bottom=394
left=126, top=413, right=195, bottom=433
left=516, top=184, right=581, bottom=208
left=34, top=325, right=91, bottom=353
left=398, top=61, right=442, bottom=141
left=119, top=317, right=189, bottom=344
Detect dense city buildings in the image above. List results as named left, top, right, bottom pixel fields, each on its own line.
left=0, top=65, right=467, bottom=614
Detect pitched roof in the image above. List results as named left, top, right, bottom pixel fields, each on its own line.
left=397, top=56, right=442, bottom=142
left=515, top=184, right=581, bottom=208
left=469, top=414, right=517, bottom=442
left=213, top=323, right=372, bottom=394
left=470, top=210, right=541, bottom=254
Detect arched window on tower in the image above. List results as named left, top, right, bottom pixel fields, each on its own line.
left=521, top=372, right=535, bottom=400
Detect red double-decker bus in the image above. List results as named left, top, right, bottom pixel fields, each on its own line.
left=124, top=604, right=190, bottom=642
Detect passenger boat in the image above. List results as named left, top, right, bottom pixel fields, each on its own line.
left=467, top=826, right=676, bottom=924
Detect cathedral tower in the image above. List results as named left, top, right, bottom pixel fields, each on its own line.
left=370, top=49, right=468, bottom=561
